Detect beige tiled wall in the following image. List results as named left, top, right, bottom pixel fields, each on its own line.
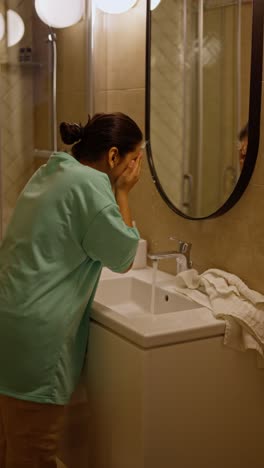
left=94, top=1, right=145, bottom=133
left=94, top=0, right=264, bottom=294
left=0, top=0, right=36, bottom=233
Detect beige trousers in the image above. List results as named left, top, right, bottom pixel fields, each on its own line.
left=0, top=394, right=66, bottom=468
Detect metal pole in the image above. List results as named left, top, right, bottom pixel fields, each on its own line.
left=236, top=0, right=242, bottom=178
left=196, top=0, right=204, bottom=216
left=182, top=0, right=193, bottom=214
left=86, top=0, right=96, bottom=116
left=182, top=0, right=187, bottom=212
left=47, top=29, right=57, bottom=152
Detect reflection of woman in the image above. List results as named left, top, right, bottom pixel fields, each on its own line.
left=238, top=123, right=248, bottom=169
left=0, top=112, right=143, bottom=467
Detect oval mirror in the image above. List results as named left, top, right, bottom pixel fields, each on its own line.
left=146, top=0, right=264, bottom=219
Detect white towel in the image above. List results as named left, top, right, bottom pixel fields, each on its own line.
left=171, top=268, right=264, bottom=356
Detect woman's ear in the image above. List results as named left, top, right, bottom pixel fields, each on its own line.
left=108, top=147, right=120, bottom=169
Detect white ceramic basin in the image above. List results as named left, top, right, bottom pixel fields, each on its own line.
left=91, top=268, right=225, bottom=348
left=95, top=276, right=201, bottom=315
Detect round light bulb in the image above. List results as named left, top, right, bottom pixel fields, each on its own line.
left=35, top=0, right=85, bottom=28
left=7, top=10, right=25, bottom=47
left=151, top=0, right=161, bottom=10
left=0, top=13, right=5, bottom=42
left=96, top=0, right=138, bottom=14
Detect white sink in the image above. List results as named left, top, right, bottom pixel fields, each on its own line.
left=91, top=268, right=225, bottom=348
left=95, top=276, right=201, bottom=316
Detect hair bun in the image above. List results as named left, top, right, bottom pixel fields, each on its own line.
left=60, top=122, right=83, bottom=145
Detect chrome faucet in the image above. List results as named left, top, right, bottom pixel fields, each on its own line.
left=148, top=239, right=192, bottom=274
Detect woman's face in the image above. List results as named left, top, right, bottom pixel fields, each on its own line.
left=239, top=136, right=248, bottom=170
left=108, top=142, right=144, bottom=185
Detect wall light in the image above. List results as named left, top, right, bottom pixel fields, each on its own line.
left=151, top=0, right=161, bottom=10
left=0, top=10, right=25, bottom=47
left=96, top=0, right=138, bottom=14
left=35, top=0, right=84, bottom=28
left=7, top=10, right=25, bottom=47
left=0, top=13, right=4, bottom=42
left=35, top=0, right=85, bottom=152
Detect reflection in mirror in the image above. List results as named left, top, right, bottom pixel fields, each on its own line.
left=147, top=0, right=254, bottom=218
left=0, top=4, right=25, bottom=61
left=0, top=1, right=7, bottom=64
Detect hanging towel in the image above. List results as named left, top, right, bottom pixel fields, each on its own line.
left=170, top=268, right=264, bottom=356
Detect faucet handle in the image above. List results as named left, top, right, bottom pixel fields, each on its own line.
left=178, top=240, right=192, bottom=254
left=169, top=237, right=192, bottom=253
left=169, top=238, right=192, bottom=269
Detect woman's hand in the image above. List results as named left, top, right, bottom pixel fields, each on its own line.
left=115, top=155, right=142, bottom=194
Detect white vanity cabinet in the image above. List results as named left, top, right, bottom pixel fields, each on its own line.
left=85, top=319, right=264, bottom=468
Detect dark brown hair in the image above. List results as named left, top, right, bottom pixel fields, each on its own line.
left=59, top=112, right=143, bottom=162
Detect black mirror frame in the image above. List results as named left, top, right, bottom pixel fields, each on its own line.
left=145, top=0, right=264, bottom=220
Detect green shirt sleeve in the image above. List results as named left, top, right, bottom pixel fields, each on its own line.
left=82, top=203, right=140, bottom=273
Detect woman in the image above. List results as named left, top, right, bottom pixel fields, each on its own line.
left=0, top=112, right=143, bottom=467
left=238, top=122, right=248, bottom=170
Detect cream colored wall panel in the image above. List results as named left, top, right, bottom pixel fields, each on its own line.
left=56, top=20, right=87, bottom=94
left=94, top=91, right=107, bottom=113
left=86, top=322, right=264, bottom=468
left=34, top=102, right=51, bottom=150
left=144, top=336, right=264, bottom=468
left=129, top=159, right=156, bottom=238
left=94, top=10, right=107, bottom=93
left=86, top=322, right=145, bottom=468
left=106, top=0, right=146, bottom=90
left=106, top=89, right=145, bottom=135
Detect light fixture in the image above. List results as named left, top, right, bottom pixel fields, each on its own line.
left=34, top=0, right=85, bottom=29
left=0, top=10, right=25, bottom=47
left=96, top=0, right=138, bottom=14
left=0, top=13, right=4, bottom=42
left=7, top=10, right=25, bottom=47
left=151, top=0, right=161, bottom=10
left=34, top=0, right=85, bottom=152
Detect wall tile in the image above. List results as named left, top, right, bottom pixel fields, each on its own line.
left=0, top=0, right=35, bottom=232
left=56, top=19, right=87, bottom=94
left=94, top=91, right=107, bottom=113
left=106, top=88, right=145, bottom=133
left=106, top=0, right=146, bottom=90
left=94, top=10, right=107, bottom=92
